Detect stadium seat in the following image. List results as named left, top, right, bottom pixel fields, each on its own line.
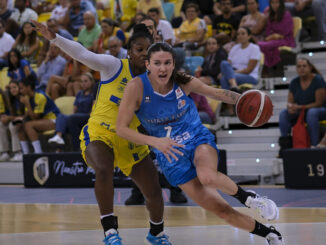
left=162, top=2, right=175, bottom=22
left=43, top=96, right=75, bottom=136
left=55, top=96, right=75, bottom=115
left=278, top=17, right=302, bottom=53
left=0, top=68, right=9, bottom=90
left=37, top=12, right=52, bottom=24
left=184, top=56, right=204, bottom=76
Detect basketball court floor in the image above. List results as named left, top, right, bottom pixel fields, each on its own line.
left=1, top=186, right=326, bottom=245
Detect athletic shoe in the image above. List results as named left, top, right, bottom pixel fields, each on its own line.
left=125, top=187, right=145, bottom=205
left=48, top=134, right=65, bottom=145
left=266, top=226, right=284, bottom=245
left=245, top=191, right=279, bottom=221
left=10, top=152, right=23, bottom=162
left=145, top=231, right=171, bottom=245
left=169, top=187, right=187, bottom=204
left=103, top=229, right=122, bottom=245
left=0, top=152, right=10, bottom=161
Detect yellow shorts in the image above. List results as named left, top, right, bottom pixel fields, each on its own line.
left=80, top=121, right=150, bottom=176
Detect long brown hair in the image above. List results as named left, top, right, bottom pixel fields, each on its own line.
left=268, top=0, right=285, bottom=22
left=297, top=58, right=322, bottom=78
left=17, top=22, right=37, bottom=47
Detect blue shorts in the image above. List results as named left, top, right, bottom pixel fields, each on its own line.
left=155, top=126, right=218, bottom=186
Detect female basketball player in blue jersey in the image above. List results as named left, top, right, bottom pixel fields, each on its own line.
left=117, top=42, right=285, bottom=245
left=32, top=21, right=171, bottom=245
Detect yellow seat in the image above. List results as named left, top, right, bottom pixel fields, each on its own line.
left=0, top=68, right=10, bottom=90
left=37, top=12, right=52, bottom=23
left=43, top=96, right=75, bottom=135
left=55, top=96, right=75, bottom=115
left=278, top=17, right=302, bottom=53
left=205, top=25, right=213, bottom=40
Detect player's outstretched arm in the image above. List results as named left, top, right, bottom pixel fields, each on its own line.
left=183, top=76, right=241, bottom=105
left=31, top=20, right=120, bottom=78
left=116, top=78, right=184, bottom=162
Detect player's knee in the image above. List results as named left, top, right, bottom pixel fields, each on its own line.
left=197, top=172, right=214, bottom=187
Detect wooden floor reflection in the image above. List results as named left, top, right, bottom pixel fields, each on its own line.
left=1, top=204, right=326, bottom=244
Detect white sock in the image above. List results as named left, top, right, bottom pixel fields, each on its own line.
left=101, top=213, right=114, bottom=219
left=32, top=140, right=42, bottom=153
left=20, top=141, right=30, bottom=154
left=149, top=220, right=164, bottom=225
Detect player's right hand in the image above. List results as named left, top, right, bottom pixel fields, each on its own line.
left=30, top=20, right=56, bottom=41
left=152, top=137, right=184, bottom=163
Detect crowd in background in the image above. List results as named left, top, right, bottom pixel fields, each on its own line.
left=0, top=0, right=325, bottom=161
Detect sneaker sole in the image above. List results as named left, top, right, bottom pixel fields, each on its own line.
left=264, top=199, right=279, bottom=221
left=246, top=190, right=279, bottom=221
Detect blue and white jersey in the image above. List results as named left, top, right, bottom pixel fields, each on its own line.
left=136, top=72, right=202, bottom=144
left=135, top=72, right=218, bottom=186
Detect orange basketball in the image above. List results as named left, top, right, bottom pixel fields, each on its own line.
left=235, top=90, right=273, bottom=127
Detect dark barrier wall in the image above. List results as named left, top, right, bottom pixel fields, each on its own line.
left=23, top=150, right=227, bottom=187
left=283, top=149, right=326, bottom=189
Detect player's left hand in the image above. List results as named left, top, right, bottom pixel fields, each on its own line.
left=152, top=137, right=184, bottom=163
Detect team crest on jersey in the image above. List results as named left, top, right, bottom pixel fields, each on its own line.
left=117, top=86, right=124, bottom=93
left=145, top=96, right=151, bottom=103
left=178, top=99, right=186, bottom=109
left=175, top=87, right=183, bottom=99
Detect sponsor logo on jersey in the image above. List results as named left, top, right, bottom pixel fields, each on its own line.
left=33, top=157, right=49, bottom=185
left=145, top=96, right=151, bottom=103
left=178, top=99, right=186, bottom=109
left=175, top=87, right=183, bottom=99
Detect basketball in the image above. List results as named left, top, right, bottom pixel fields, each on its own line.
left=236, top=90, right=273, bottom=127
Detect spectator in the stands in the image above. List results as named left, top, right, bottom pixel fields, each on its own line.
left=240, top=0, right=266, bottom=43
left=61, top=0, right=97, bottom=37
left=92, top=18, right=126, bottom=53
left=190, top=92, right=216, bottom=124
left=109, top=0, right=137, bottom=31
left=12, top=21, right=40, bottom=64
left=9, top=0, right=38, bottom=27
left=285, top=0, right=326, bottom=41
left=18, top=73, right=60, bottom=154
left=0, top=19, right=15, bottom=70
left=36, top=43, right=67, bottom=91
left=0, top=80, right=23, bottom=161
left=174, top=3, right=206, bottom=48
left=148, top=7, right=176, bottom=45
left=48, top=72, right=95, bottom=151
left=219, top=27, right=261, bottom=115
left=77, top=11, right=101, bottom=50
left=258, top=0, right=294, bottom=68
left=0, top=0, right=12, bottom=22
left=51, top=0, right=69, bottom=22
left=7, top=48, right=36, bottom=81
left=196, top=36, right=228, bottom=86
left=105, top=36, right=127, bottom=59
left=212, top=0, right=240, bottom=41
left=137, top=0, right=166, bottom=20
left=47, top=18, right=74, bottom=41
left=279, top=58, right=326, bottom=148
left=178, top=0, right=215, bottom=26
left=46, top=53, right=81, bottom=100
left=212, top=0, right=246, bottom=20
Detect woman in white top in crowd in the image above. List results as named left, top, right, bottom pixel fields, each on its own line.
left=220, top=26, right=261, bottom=92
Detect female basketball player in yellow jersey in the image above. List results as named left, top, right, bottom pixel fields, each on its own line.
left=32, top=21, right=170, bottom=245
